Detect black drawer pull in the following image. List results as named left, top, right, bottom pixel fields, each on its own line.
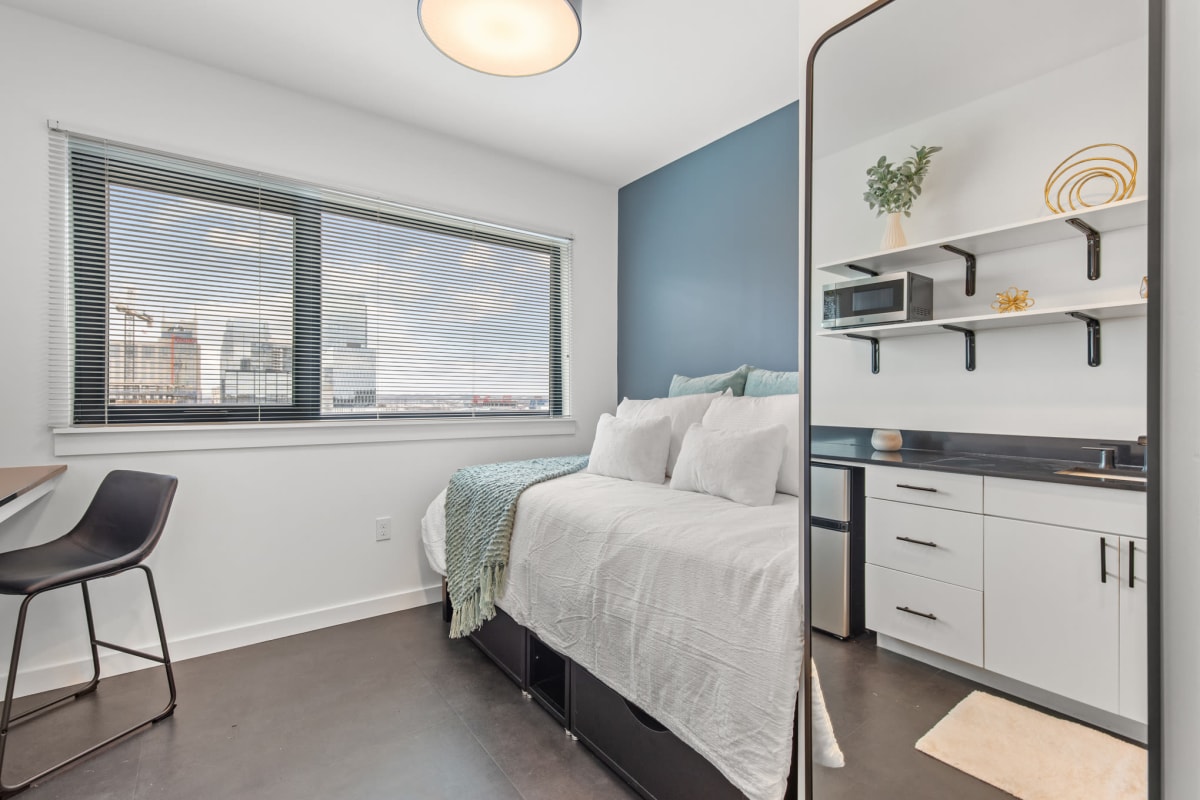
left=896, top=606, right=937, bottom=621
left=1129, top=540, right=1136, bottom=589
left=896, top=536, right=939, bottom=548
left=1100, top=536, right=1108, bottom=583
left=624, top=699, right=668, bottom=733
left=896, top=483, right=938, bottom=493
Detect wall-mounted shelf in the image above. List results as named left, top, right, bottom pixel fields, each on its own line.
left=820, top=299, right=1147, bottom=372
left=817, top=197, right=1147, bottom=293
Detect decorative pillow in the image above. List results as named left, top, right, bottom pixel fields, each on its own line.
left=702, top=394, right=801, bottom=496
left=616, top=391, right=724, bottom=476
left=587, top=413, right=672, bottom=484
left=669, top=423, right=787, bottom=507
left=745, top=367, right=799, bottom=397
left=668, top=365, right=751, bottom=398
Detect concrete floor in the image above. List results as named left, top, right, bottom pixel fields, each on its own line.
left=6, top=604, right=1027, bottom=800
left=812, top=632, right=1013, bottom=800
left=8, top=603, right=636, bottom=800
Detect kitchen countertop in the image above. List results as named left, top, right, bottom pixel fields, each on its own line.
left=811, top=441, right=1147, bottom=492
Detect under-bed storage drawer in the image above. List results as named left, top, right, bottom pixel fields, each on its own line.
left=865, top=564, right=983, bottom=666
left=571, top=665, right=743, bottom=800
left=468, top=608, right=527, bottom=687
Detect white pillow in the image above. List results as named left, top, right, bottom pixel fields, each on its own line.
left=669, top=423, right=787, bottom=507
left=587, top=413, right=672, bottom=484
left=701, top=394, right=801, bottom=496
left=616, top=391, right=724, bottom=476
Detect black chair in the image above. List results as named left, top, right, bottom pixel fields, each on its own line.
left=0, top=470, right=178, bottom=797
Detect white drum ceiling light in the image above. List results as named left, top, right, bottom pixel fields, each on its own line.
left=418, top=0, right=583, bottom=77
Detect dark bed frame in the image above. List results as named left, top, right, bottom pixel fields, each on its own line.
left=442, top=581, right=799, bottom=800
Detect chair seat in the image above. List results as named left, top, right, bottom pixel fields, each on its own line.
left=0, top=537, right=138, bottom=595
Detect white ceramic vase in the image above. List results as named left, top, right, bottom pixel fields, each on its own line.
left=881, top=212, right=907, bottom=250
left=871, top=428, right=903, bottom=452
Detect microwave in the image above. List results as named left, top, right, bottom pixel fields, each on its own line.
left=821, top=271, right=934, bottom=329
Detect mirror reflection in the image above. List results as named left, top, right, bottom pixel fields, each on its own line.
left=807, top=0, right=1151, bottom=797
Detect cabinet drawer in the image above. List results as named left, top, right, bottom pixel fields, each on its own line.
left=866, top=499, right=983, bottom=590
left=866, top=466, right=983, bottom=513
left=984, top=477, right=1146, bottom=537
left=865, top=565, right=983, bottom=666
left=571, top=665, right=743, bottom=800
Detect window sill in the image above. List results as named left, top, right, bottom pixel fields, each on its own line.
left=52, top=417, right=579, bottom=456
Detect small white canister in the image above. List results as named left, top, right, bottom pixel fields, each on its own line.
left=871, top=428, right=903, bottom=452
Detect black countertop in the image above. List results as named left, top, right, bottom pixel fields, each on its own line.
left=811, top=438, right=1147, bottom=493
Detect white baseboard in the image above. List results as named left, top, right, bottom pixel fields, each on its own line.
left=8, top=584, right=443, bottom=699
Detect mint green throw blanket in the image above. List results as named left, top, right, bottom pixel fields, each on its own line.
left=446, top=455, right=588, bottom=638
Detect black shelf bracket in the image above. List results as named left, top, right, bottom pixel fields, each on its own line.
left=1065, top=218, right=1102, bottom=280
left=939, top=245, right=977, bottom=296
left=941, top=325, right=976, bottom=372
left=845, top=263, right=879, bottom=277
left=844, top=333, right=880, bottom=374
left=1068, top=312, right=1102, bottom=367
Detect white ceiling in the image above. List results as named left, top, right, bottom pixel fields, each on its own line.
left=812, top=0, right=1148, bottom=157
left=0, top=0, right=803, bottom=187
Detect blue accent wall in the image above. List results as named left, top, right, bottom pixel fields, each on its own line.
left=617, top=102, right=800, bottom=400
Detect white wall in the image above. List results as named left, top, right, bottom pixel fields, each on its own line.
left=1161, top=0, right=1199, bottom=795
left=811, top=37, right=1148, bottom=440
left=0, top=6, right=617, bottom=695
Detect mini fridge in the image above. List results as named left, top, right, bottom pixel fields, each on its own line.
left=810, top=463, right=865, bottom=638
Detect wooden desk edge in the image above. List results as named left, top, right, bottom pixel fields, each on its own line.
left=0, top=465, right=67, bottom=507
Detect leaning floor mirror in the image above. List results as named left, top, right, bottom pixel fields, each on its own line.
left=802, top=0, right=1162, bottom=797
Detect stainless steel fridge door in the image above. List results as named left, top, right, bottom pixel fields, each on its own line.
left=811, top=463, right=851, bottom=524
left=810, top=524, right=851, bottom=637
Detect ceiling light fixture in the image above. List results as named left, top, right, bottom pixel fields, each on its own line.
left=418, top=0, right=583, bottom=77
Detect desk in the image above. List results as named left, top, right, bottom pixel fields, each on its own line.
left=0, top=466, right=67, bottom=526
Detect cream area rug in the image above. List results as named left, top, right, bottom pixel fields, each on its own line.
left=915, top=691, right=1147, bottom=800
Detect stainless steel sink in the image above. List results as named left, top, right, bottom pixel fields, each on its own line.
left=1054, top=466, right=1148, bottom=483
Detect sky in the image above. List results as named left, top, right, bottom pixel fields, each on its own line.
left=106, top=182, right=557, bottom=406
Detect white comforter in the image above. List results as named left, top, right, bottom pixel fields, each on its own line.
left=422, top=472, right=840, bottom=800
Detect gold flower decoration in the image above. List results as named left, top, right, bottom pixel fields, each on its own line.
left=992, top=287, right=1035, bottom=313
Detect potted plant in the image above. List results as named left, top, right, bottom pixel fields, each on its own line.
left=863, top=144, right=942, bottom=249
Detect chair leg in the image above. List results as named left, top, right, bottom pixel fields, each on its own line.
left=75, top=583, right=101, bottom=698
left=0, top=569, right=178, bottom=797
left=138, top=566, right=176, bottom=720
left=0, top=594, right=36, bottom=797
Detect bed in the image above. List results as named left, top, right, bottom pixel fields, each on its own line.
left=422, top=468, right=842, bottom=800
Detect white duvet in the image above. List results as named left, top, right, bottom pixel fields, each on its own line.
left=421, top=472, right=842, bottom=799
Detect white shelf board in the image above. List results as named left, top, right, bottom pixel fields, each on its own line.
left=817, top=196, right=1147, bottom=278
left=817, top=299, right=1147, bottom=340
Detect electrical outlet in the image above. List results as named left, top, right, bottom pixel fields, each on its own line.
left=375, top=517, right=392, bottom=542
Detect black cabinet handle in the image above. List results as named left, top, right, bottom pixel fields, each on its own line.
left=896, top=606, right=937, bottom=621
left=896, top=536, right=939, bottom=548
left=896, top=483, right=938, bottom=493
left=1129, top=540, right=1136, bottom=589
left=1100, top=537, right=1108, bottom=583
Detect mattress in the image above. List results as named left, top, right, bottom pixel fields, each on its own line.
left=421, top=471, right=842, bottom=799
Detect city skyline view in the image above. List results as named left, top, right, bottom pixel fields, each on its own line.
left=103, top=181, right=560, bottom=414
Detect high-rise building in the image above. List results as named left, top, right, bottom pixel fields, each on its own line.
left=220, top=319, right=292, bottom=404
left=322, top=304, right=377, bottom=411
left=109, top=321, right=201, bottom=405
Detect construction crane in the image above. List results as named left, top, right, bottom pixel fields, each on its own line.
left=115, top=300, right=153, bottom=383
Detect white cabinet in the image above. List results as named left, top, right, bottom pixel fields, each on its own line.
left=864, top=465, right=1147, bottom=724
left=983, top=516, right=1120, bottom=712
left=1119, top=536, right=1149, bottom=724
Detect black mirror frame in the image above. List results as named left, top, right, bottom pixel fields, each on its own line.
left=799, top=1, right=1165, bottom=797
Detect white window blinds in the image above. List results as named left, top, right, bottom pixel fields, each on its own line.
left=48, top=129, right=572, bottom=426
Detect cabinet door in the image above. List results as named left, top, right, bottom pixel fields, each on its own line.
left=984, top=517, right=1120, bottom=712
left=1119, top=536, right=1149, bottom=724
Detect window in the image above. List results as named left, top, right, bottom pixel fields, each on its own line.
left=49, top=131, right=571, bottom=426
